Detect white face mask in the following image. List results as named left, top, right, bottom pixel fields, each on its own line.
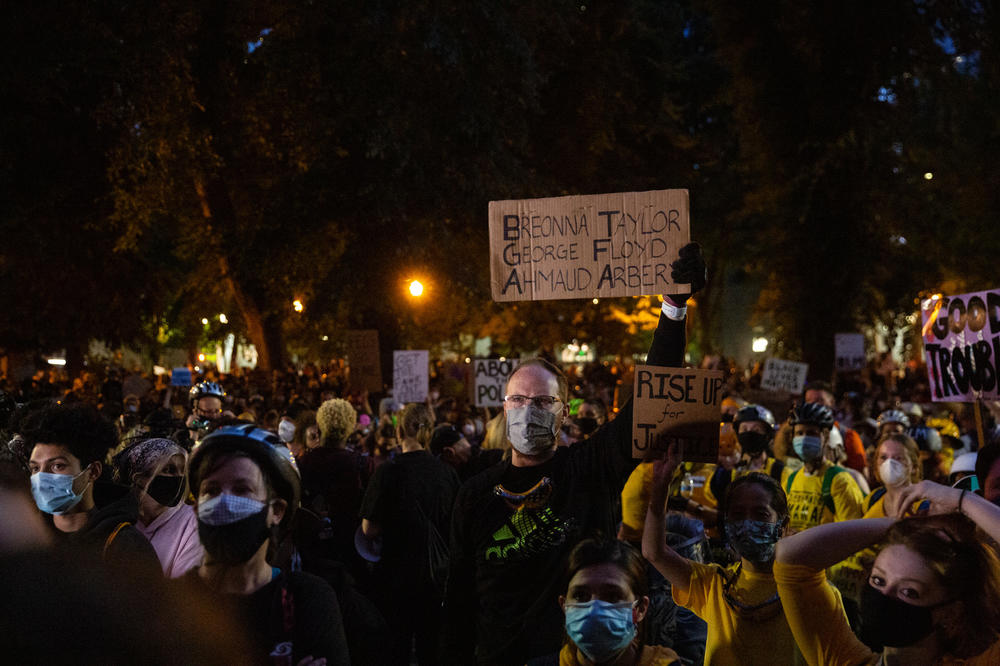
left=879, top=458, right=908, bottom=487
left=277, top=420, right=296, bottom=443
left=506, top=406, right=558, bottom=456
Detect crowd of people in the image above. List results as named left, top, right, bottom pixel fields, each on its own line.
left=3, top=243, right=1000, bottom=665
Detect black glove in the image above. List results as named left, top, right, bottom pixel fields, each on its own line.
left=669, top=242, right=707, bottom=302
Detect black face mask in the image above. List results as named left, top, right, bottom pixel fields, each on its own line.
left=146, top=474, right=185, bottom=507
left=197, top=507, right=272, bottom=564
left=859, top=584, right=939, bottom=648
left=737, top=431, right=770, bottom=455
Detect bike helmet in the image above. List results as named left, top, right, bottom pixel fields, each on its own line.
left=189, top=381, right=226, bottom=406
left=877, top=409, right=910, bottom=430
left=788, top=402, right=835, bottom=430
left=734, top=404, right=776, bottom=430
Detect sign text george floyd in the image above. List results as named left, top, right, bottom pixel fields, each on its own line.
left=921, top=289, right=1000, bottom=402
left=632, top=366, right=724, bottom=463
left=489, top=189, right=690, bottom=301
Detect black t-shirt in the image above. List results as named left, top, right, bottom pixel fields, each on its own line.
left=359, top=449, right=460, bottom=587
left=181, top=569, right=350, bottom=665
left=441, top=314, right=685, bottom=665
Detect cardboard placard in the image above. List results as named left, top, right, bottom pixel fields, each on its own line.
left=760, top=359, right=809, bottom=394
left=393, top=350, right=429, bottom=404
left=489, top=189, right=691, bottom=301
left=345, top=330, right=383, bottom=392
left=473, top=358, right=519, bottom=407
left=834, top=333, right=866, bottom=372
left=921, top=289, right=1000, bottom=402
left=632, top=366, right=724, bottom=462
left=170, top=367, right=192, bottom=387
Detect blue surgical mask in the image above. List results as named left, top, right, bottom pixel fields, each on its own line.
left=564, top=599, right=637, bottom=663
left=727, top=519, right=783, bottom=564
left=792, top=435, right=823, bottom=462
left=31, top=467, right=92, bottom=515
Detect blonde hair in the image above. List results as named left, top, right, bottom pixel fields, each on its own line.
left=399, top=403, right=434, bottom=447
left=316, top=399, right=356, bottom=446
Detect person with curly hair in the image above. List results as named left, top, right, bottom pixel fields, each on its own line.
left=298, top=398, right=365, bottom=571
left=23, top=403, right=160, bottom=573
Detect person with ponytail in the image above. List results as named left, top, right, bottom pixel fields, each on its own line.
left=359, top=403, right=460, bottom=665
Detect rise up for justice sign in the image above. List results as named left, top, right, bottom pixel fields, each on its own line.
left=631, top=366, right=724, bottom=462
left=921, top=289, right=1000, bottom=402
left=489, top=189, right=691, bottom=301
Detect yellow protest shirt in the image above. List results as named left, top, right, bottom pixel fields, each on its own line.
left=619, top=462, right=654, bottom=543
left=559, top=643, right=680, bottom=665
left=672, top=562, right=802, bottom=666
left=785, top=462, right=864, bottom=534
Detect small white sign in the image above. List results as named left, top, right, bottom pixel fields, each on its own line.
left=760, top=358, right=809, bottom=394
left=392, top=350, right=429, bottom=403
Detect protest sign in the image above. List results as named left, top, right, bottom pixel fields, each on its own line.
left=489, top=189, right=690, bottom=301
left=170, top=367, right=192, bottom=387
left=760, top=359, right=809, bottom=394
left=921, top=288, right=1000, bottom=401
left=473, top=358, right=519, bottom=407
left=345, top=330, right=382, bottom=392
left=632, top=366, right=724, bottom=462
left=393, top=350, right=429, bottom=403
left=834, top=333, right=866, bottom=372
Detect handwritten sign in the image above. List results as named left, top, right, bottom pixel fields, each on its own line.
left=170, top=368, right=192, bottom=387
left=473, top=358, right=519, bottom=407
left=834, top=333, right=866, bottom=372
left=393, top=350, right=429, bottom=404
left=760, top=359, right=809, bottom=394
left=489, top=189, right=690, bottom=301
left=632, top=366, right=724, bottom=462
left=921, top=289, right=1000, bottom=402
left=346, top=330, right=383, bottom=392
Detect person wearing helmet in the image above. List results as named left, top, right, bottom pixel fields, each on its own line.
left=710, top=405, right=785, bottom=506
left=183, top=424, right=349, bottom=665
left=876, top=409, right=910, bottom=439
left=783, top=403, right=864, bottom=534
left=804, top=382, right=866, bottom=473
left=187, top=381, right=226, bottom=444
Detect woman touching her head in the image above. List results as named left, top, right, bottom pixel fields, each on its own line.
left=774, top=479, right=1000, bottom=665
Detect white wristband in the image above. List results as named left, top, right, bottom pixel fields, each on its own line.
left=661, top=300, right=687, bottom=321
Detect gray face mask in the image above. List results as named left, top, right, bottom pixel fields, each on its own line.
left=506, top=405, right=558, bottom=456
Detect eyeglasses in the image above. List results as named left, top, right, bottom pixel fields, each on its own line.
left=503, top=395, right=562, bottom=409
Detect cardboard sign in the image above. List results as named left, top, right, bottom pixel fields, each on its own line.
left=760, top=359, right=809, bottom=394
left=473, top=358, right=519, bottom=407
left=393, top=350, right=429, bottom=403
left=632, top=366, right=724, bottom=462
left=834, top=333, right=866, bottom=372
left=345, top=330, right=383, bottom=392
left=489, top=189, right=691, bottom=301
left=921, top=289, right=1000, bottom=402
left=170, top=367, right=192, bottom=387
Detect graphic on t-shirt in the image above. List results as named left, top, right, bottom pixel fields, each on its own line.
left=484, top=505, right=573, bottom=561
left=786, top=489, right=827, bottom=533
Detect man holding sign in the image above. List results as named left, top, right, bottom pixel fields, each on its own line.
left=442, top=243, right=705, bottom=665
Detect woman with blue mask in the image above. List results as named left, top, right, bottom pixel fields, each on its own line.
left=643, top=441, right=812, bottom=665
left=183, top=424, right=349, bottom=666
left=558, top=538, right=679, bottom=665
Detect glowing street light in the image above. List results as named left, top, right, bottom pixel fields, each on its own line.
left=292, top=299, right=304, bottom=313
left=408, top=280, right=425, bottom=297
left=924, top=172, right=933, bottom=180
left=218, top=313, right=228, bottom=324
left=201, top=318, right=209, bottom=325
left=752, top=337, right=769, bottom=353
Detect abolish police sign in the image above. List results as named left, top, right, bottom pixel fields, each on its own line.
left=632, top=366, right=724, bottom=462
left=921, top=289, right=1000, bottom=402
left=473, top=359, right=519, bottom=408
left=489, top=189, right=691, bottom=301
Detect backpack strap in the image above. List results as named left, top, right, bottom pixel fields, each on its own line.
left=866, top=486, right=887, bottom=512
left=821, top=466, right=846, bottom=516
left=785, top=468, right=799, bottom=494
left=102, top=522, right=131, bottom=560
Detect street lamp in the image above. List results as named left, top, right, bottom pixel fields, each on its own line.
left=408, top=280, right=424, bottom=298
left=292, top=299, right=304, bottom=313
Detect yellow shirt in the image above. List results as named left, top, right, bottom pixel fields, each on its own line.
left=672, top=562, right=803, bottom=666
left=773, top=561, right=1000, bottom=666
left=619, top=462, right=654, bottom=543
left=785, top=462, right=864, bottom=534
left=558, top=643, right=679, bottom=665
